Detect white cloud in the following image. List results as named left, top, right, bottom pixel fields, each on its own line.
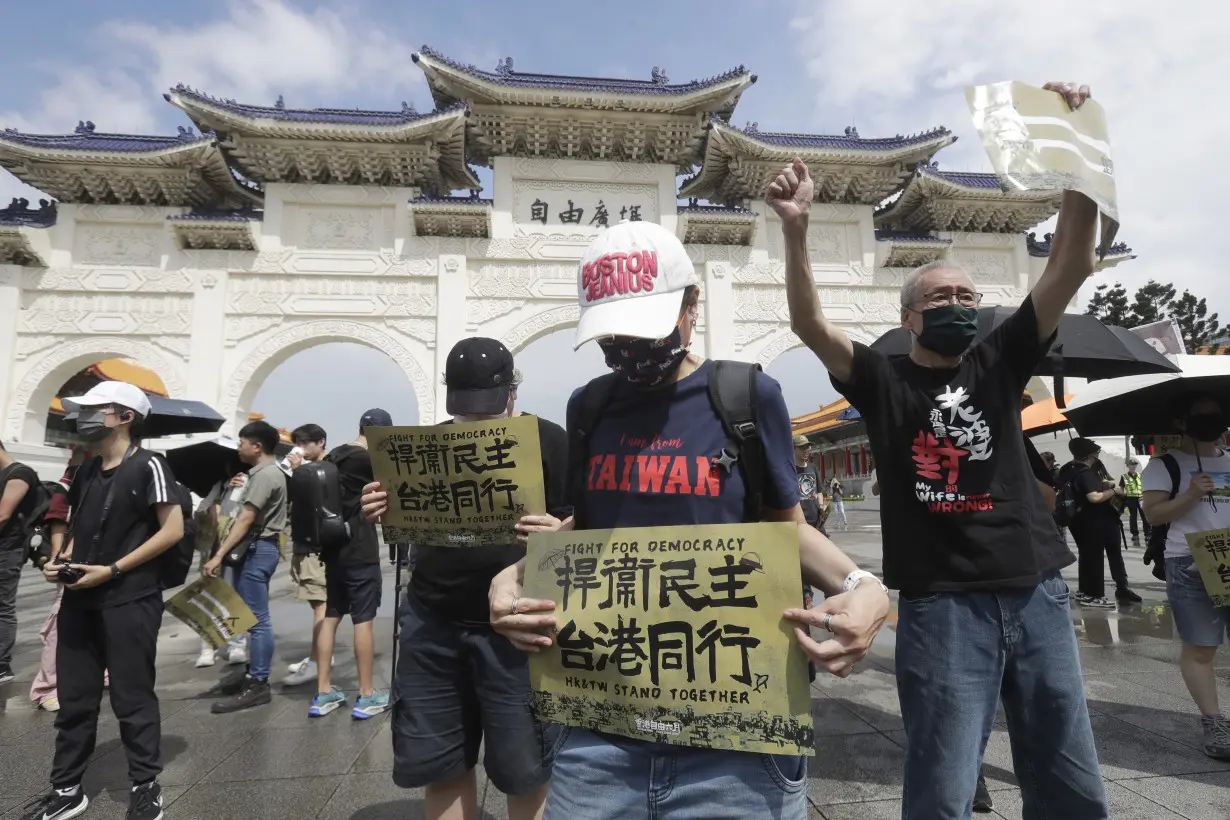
left=791, top=0, right=1230, bottom=306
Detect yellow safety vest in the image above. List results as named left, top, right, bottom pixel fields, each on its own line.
left=1122, top=473, right=1143, bottom=498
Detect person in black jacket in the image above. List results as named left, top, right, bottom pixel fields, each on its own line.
left=26, top=381, right=183, bottom=820
left=359, top=338, right=570, bottom=820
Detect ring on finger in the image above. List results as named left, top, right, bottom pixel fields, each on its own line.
left=510, top=597, right=520, bottom=616
left=822, top=613, right=834, bottom=632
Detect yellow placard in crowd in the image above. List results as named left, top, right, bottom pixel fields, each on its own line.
left=1185, top=529, right=1230, bottom=607
left=525, top=523, right=814, bottom=757
left=367, top=416, right=545, bottom=547
left=165, top=576, right=257, bottom=649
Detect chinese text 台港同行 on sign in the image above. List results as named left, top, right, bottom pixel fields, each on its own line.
left=524, top=523, right=814, bottom=756
left=166, top=576, right=257, bottom=650
left=367, top=416, right=546, bottom=548
left=1185, top=528, right=1230, bottom=607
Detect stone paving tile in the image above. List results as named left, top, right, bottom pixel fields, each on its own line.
left=806, top=731, right=905, bottom=806
left=812, top=666, right=903, bottom=733
left=351, top=719, right=396, bottom=773
left=1117, top=770, right=1230, bottom=820
left=201, top=722, right=383, bottom=783
left=0, top=786, right=189, bottom=820
left=171, top=775, right=342, bottom=820
left=813, top=797, right=902, bottom=819
left=1090, top=713, right=1230, bottom=782
left=809, top=695, right=880, bottom=736
left=988, top=780, right=1191, bottom=820
left=315, top=772, right=426, bottom=820
left=82, top=727, right=255, bottom=791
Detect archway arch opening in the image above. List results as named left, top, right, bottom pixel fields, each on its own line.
left=248, top=343, right=421, bottom=447
left=42, top=358, right=170, bottom=448
left=512, top=328, right=605, bottom=425
left=763, top=347, right=841, bottom=420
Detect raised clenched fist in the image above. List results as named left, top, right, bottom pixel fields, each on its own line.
left=765, top=157, right=814, bottom=227
left=1042, top=81, right=1092, bottom=110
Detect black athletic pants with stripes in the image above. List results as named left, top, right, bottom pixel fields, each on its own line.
left=52, top=594, right=163, bottom=788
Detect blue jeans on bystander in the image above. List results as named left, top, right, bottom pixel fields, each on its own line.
left=235, top=538, right=280, bottom=682
left=895, top=571, right=1108, bottom=820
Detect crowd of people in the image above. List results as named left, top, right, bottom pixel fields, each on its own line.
left=0, top=79, right=1227, bottom=820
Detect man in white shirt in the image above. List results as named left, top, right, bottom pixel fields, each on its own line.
left=1142, top=392, right=1230, bottom=761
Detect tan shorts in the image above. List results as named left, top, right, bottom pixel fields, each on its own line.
left=290, top=552, right=328, bottom=603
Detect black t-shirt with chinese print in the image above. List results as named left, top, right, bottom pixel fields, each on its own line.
left=832, top=296, right=1073, bottom=593
left=411, top=415, right=571, bottom=627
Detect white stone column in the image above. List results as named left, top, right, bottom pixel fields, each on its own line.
left=433, top=254, right=468, bottom=424
left=187, top=270, right=228, bottom=409
left=703, top=261, right=735, bottom=360
left=0, top=265, right=21, bottom=440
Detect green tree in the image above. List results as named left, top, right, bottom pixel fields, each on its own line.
left=1085, top=283, right=1130, bottom=326
left=1168, top=290, right=1222, bottom=354
left=1128, top=280, right=1176, bottom=326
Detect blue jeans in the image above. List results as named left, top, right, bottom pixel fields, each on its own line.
left=1166, top=554, right=1230, bottom=647
left=896, top=572, right=1107, bottom=819
left=542, top=728, right=807, bottom=820
left=235, top=539, right=279, bottom=682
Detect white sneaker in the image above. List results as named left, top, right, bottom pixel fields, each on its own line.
left=283, top=660, right=318, bottom=686
left=226, top=647, right=248, bottom=666
left=287, top=656, right=312, bottom=674
left=194, top=648, right=217, bottom=668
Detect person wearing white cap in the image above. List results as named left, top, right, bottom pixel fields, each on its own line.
left=28, top=381, right=183, bottom=820
left=471, top=219, right=890, bottom=820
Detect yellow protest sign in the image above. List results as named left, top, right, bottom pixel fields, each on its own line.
left=367, top=416, right=545, bottom=547
left=1185, top=529, right=1230, bottom=607
left=165, top=576, right=257, bottom=649
left=966, top=80, right=1119, bottom=257
left=525, top=523, right=814, bottom=756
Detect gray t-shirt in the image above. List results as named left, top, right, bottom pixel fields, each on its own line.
left=243, top=461, right=288, bottom=540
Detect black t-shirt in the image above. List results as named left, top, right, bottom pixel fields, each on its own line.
left=1070, top=463, right=1119, bottom=525
left=796, top=464, right=822, bottom=526
left=0, top=461, right=40, bottom=551
left=832, top=296, right=1074, bottom=593
left=327, top=443, right=380, bottom=566
left=412, top=415, right=571, bottom=626
left=64, top=450, right=177, bottom=609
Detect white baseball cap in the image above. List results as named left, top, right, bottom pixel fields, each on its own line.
left=62, top=381, right=152, bottom=419
left=574, top=220, right=699, bottom=350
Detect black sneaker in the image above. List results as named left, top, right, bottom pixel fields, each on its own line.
left=973, top=773, right=994, bottom=812
left=1116, top=586, right=1143, bottom=603
left=128, top=782, right=164, bottom=820
left=211, top=675, right=271, bottom=714
left=19, top=787, right=88, bottom=820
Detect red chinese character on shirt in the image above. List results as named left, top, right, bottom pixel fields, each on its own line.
left=912, top=431, right=967, bottom=484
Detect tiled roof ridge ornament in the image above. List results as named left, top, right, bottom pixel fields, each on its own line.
left=275, top=94, right=285, bottom=110
left=74, top=120, right=96, bottom=135
left=922, top=159, right=940, bottom=171
left=495, top=57, right=514, bottom=76
left=401, top=101, right=417, bottom=115
left=744, top=121, right=759, bottom=135
left=651, top=66, right=669, bottom=85
left=176, top=125, right=197, bottom=141
left=844, top=125, right=859, bottom=138
left=0, top=196, right=57, bottom=224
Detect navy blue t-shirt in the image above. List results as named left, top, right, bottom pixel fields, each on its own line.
left=566, top=361, right=799, bottom=528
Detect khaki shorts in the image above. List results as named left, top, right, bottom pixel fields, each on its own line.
left=290, top=552, right=328, bottom=603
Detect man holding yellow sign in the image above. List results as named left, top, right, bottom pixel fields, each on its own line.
left=1142, top=392, right=1230, bottom=762
left=475, top=220, right=890, bottom=820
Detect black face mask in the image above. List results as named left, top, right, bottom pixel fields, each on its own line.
left=1185, top=413, right=1227, bottom=443
left=598, top=325, right=688, bottom=387
left=73, top=410, right=113, bottom=442
left=915, top=304, right=979, bottom=357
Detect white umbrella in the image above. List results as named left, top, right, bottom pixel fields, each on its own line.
left=1063, top=355, right=1230, bottom=437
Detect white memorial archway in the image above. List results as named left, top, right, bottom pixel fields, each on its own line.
left=0, top=51, right=1136, bottom=449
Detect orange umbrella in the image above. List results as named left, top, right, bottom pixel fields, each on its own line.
left=1022, top=396, right=1074, bottom=435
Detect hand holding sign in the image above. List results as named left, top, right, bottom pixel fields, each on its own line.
left=489, top=559, right=557, bottom=652
left=784, top=581, right=890, bottom=678
left=361, top=480, right=388, bottom=523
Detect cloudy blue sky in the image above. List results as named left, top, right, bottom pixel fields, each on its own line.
left=2, top=0, right=1223, bottom=437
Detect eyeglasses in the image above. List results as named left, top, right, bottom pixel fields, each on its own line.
left=919, top=290, right=983, bottom=310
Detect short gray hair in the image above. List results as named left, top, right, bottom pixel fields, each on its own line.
left=899, top=260, right=970, bottom=307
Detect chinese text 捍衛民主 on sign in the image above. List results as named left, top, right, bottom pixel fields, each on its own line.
left=525, top=523, right=814, bottom=756
left=368, top=415, right=546, bottom=548
left=1186, top=528, right=1230, bottom=607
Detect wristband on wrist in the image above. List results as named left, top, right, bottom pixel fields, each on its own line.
left=109, top=563, right=122, bottom=579
left=842, top=569, right=886, bottom=594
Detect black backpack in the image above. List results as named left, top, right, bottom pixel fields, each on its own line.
left=288, top=460, right=350, bottom=554
left=1053, top=463, right=1084, bottom=528
left=567, top=360, right=768, bottom=529
left=1142, top=454, right=1179, bottom=582
left=158, top=480, right=196, bottom=590
left=23, top=480, right=67, bottom=568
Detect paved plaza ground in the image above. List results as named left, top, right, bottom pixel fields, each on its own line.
left=3, top=501, right=1230, bottom=819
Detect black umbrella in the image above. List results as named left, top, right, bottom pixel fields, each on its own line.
left=68, top=396, right=227, bottom=439
left=165, top=436, right=244, bottom=497
left=869, top=307, right=1180, bottom=381
left=1063, top=366, right=1230, bottom=437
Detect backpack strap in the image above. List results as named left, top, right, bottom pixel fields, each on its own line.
left=1160, top=453, right=1181, bottom=499
left=567, top=373, right=621, bottom=529
left=707, top=360, right=765, bottom=524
